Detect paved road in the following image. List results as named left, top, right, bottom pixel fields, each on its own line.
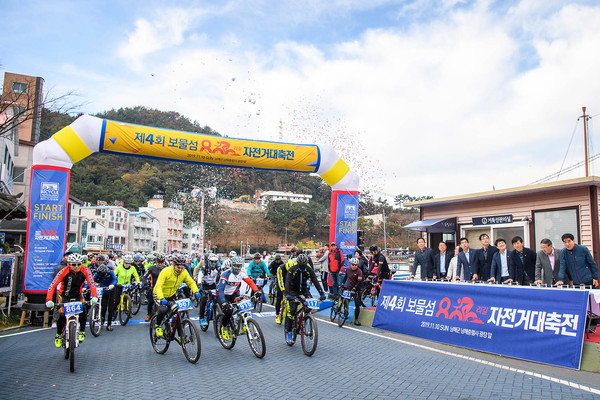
left=1, top=303, right=599, bottom=400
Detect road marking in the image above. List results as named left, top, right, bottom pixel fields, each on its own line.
left=317, top=318, right=600, bottom=396
left=0, top=327, right=52, bottom=338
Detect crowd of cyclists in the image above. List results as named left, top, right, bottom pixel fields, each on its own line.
left=45, top=243, right=392, bottom=350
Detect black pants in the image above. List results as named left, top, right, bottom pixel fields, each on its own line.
left=198, top=283, right=216, bottom=319
left=221, top=294, right=237, bottom=327
left=56, top=296, right=88, bottom=335
left=113, top=284, right=124, bottom=311
left=285, top=299, right=300, bottom=332
left=100, top=289, right=115, bottom=325
left=156, top=295, right=176, bottom=326
left=146, top=286, right=155, bottom=317
left=275, top=287, right=284, bottom=315
left=352, top=290, right=364, bottom=320
left=321, top=271, right=328, bottom=292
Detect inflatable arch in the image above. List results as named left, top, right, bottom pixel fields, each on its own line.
left=23, top=115, right=359, bottom=292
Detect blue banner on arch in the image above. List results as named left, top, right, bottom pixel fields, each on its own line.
left=334, top=193, right=358, bottom=257
left=372, top=281, right=588, bottom=369
left=23, top=167, right=70, bottom=293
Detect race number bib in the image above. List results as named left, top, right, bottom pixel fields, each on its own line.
left=306, top=299, right=320, bottom=309
left=176, top=298, right=193, bottom=311
left=238, top=300, right=253, bottom=312
left=64, top=302, right=83, bottom=316
left=341, top=290, right=352, bottom=299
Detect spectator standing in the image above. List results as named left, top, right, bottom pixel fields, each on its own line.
left=327, top=242, right=345, bottom=298
left=456, top=237, right=478, bottom=281
left=446, top=246, right=462, bottom=280
left=474, top=234, right=498, bottom=281
left=509, top=236, right=537, bottom=285
left=411, top=238, right=434, bottom=280
left=534, top=238, right=566, bottom=286
left=557, top=233, right=599, bottom=288
left=488, top=238, right=512, bottom=283
left=434, top=241, right=452, bottom=279
left=318, top=247, right=329, bottom=293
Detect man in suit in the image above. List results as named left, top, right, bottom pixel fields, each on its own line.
left=434, top=241, right=452, bottom=279
left=534, top=238, right=565, bottom=286
left=474, top=233, right=498, bottom=281
left=411, top=237, right=435, bottom=280
left=509, top=236, right=537, bottom=285
left=456, top=237, right=478, bottom=281
left=488, top=238, right=513, bottom=283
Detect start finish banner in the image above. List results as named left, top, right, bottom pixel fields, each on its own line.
left=372, top=281, right=588, bottom=369
left=332, top=192, right=358, bottom=257
left=101, top=120, right=320, bottom=173
left=23, top=166, right=70, bottom=293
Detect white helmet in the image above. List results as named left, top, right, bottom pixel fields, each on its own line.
left=228, top=250, right=237, bottom=257
left=67, top=253, right=84, bottom=264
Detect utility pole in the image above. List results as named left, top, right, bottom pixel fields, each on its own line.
left=581, top=107, right=590, bottom=177
left=383, top=209, right=387, bottom=250
left=199, top=190, right=205, bottom=252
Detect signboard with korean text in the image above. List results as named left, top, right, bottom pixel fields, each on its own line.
left=372, top=280, right=588, bottom=369
left=23, top=166, right=70, bottom=293
left=101, top=120, right=320, bottom=173
left=472, top=215, right=513, bottom=226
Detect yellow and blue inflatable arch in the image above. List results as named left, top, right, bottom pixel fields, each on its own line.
left=24, top=115, right=359, bottom=292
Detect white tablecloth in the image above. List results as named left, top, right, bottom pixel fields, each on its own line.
left=590, top=289, right=600, bottom=315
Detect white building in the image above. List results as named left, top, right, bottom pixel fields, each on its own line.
left=83, top=220, right=106, bottom=252
left=255, top=190, right=312, bottom=209
left=128, top=211, right=160, bottom=253
left=183, top=224, right=201, bottom=253
left=79, top=205, right=130, bottom=252
left=141, top=197, right=184, bottom=253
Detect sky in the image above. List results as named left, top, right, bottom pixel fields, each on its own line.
left=3, top=0, right=600, bottom=202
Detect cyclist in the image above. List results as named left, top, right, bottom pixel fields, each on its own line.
left=144, top=254, right=154, bottom=271
left=221, top=250, right=237, bottom=272
left=284, top=253, right=326, bottom=344
left=113, top=254, right=142, bottom=313
left=142, top=254, right=167, bottom=322
left=370, top=245, right=391, bottom=281
left=341, top=257, right=364, bottom=326
left=217, top=256, right=262, bottom=332
left=133, top=253, right=145, bottom=277
left=153, top=255, right=201, bottom=337
left=197, top=253, right=221, bottom=327
left=93, top=264, right=117, bottom=331
left=107, top=253, right=117, bottom=271
left=46, top=253, right=98, bottom=347
left=275, top=247, right=299, bottom=324
left=269, top=254, right=284, bottom=321
left=192, top=253, right=207, bottom=280
left=247, top=252, right=270, bottom=287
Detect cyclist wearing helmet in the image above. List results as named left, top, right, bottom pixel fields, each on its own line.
left=142, top=254, right=167, bottom=321
left=276, top=247, right=303, bottom=324
left=114, top=254, right=141, bottom=313
left=197, top=254, right=221, bottom=327
left=133, top=253, right=144, bottom=277
left=342, top=258, right=364, bottom=326
left=217, top=256, right=261, bottom=329
left=153, top=254, right=201, bottom=337
left=284, top=253, right=326, bottom=344
left=369, top=245, right=390, bottom=281
left=221, top=250, right=237, bottom=272
left=107, top=253, right=117, bottom=271
left=93, top=263, right=118, bottom=331
left=46, top=253, right=98, bottom=347
left=268, top=254, right=285, bottom=323
left=248, top=252, right=270, bottom=281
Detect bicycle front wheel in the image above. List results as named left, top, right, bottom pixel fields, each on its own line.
left=89, top=303, right=102, bottom=337
left=180, top=319, right=201, bottom=363
left=301, top=315, right=318, bottom=356
left=329, top=303, right=338, bottom=322
left=149, top=314, right=170, bottom=354
left=131, top=290, right=141, bottom=315
left=69, top=320, right=76, bottom=372
left=215, top=315, right=236, bottom=349
left=119, top=294, right=132, bottom=325
left=337, top=300, right=348, bottom=327
left=245, top=318, right=266, bottom=359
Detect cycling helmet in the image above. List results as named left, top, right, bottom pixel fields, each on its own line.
left=155, top=254, right=166, bottom=264
left=147, top=254, right=155, bottom=261
left=123, top=254, right=134, bottom=264
left=275, top=253, right=282, bottom=260
left=133, top=253, right=143, bottom=262
left=296, top=253, right=309, bottom=266
left=67, top=253, right=84, bottom=264
left=208, top=254, right=219, bottom=267
left=253, top=252, right=261, bottom=259
left=230, top=256, right=243, bottom=275
left=369, top=245, right=379, bottom=253
left=109, top=253, right=116, bottom=259
left=350, top=257, right=359, bottom=265
left=82, top=255, right=88, bottom=262
left=228, top=250, right=237, bottom=257
left=290, top=246, right=298, bottom=254
left=97, top=264, right=108, bottom=274
left=173, top=255, right=186, bottom=266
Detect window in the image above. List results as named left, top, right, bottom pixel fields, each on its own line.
left=95, top=209, right=101, bottom=216
left=91, top=222, right=96, bottom=228
left=533, top=208, right=578, bottom=251
left=12, top=82, right=28, bottom=94
left=461, top=222, right=529, bottom=251
left=121, top=237, right=126, bottom=244
left=87, top=236, right=94, bottom=242
left=12, top=166, right=25, bottom=183
left=109, top=222, right=114, bottom=229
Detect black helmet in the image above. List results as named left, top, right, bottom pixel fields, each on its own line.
left=253, top=252, right=261, bottom=259
left=173, top=255, right=186, bottom=266
left=97, top=264, right=108, bottom=274
left=369, top=245, right=379, bottom=253
left=296, top=253, right=309, bottom=266
left=275, top=254, right=281, bottom=260
left=155, top=254, right=166, bottom=264
left=291, top=246, right=298, bottom=254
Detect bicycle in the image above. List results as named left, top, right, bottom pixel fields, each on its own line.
left=330, top=289, right=352, bottom=327
left=55, top=300, right=89, bottom=372
left=198, top=289, right=221, bottom=338
left=112, top=284, right=133, bottom=326
left=215, top=297, right=266, bottom=359
left=284, top=295, right=320, bottom=356
left=268, top=277, right=277, bottom=305
left=129, top=284, right=142, bottom=316
left=88, top=287, right=105, bottom=337
left=360, top=277, right=382, bottom=307
left=149, top=298, right=202, bottom=364
left=251, top=277, right=266, bottom=312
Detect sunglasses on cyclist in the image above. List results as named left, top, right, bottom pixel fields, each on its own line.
left=69, top=263, right=82, bottom=267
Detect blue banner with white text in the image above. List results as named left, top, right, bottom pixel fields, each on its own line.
left=334, top=193, right=358, bottom=257
left=372, top=281, right=588, bottom=369
left=23, top=167, right=70, bottom=293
